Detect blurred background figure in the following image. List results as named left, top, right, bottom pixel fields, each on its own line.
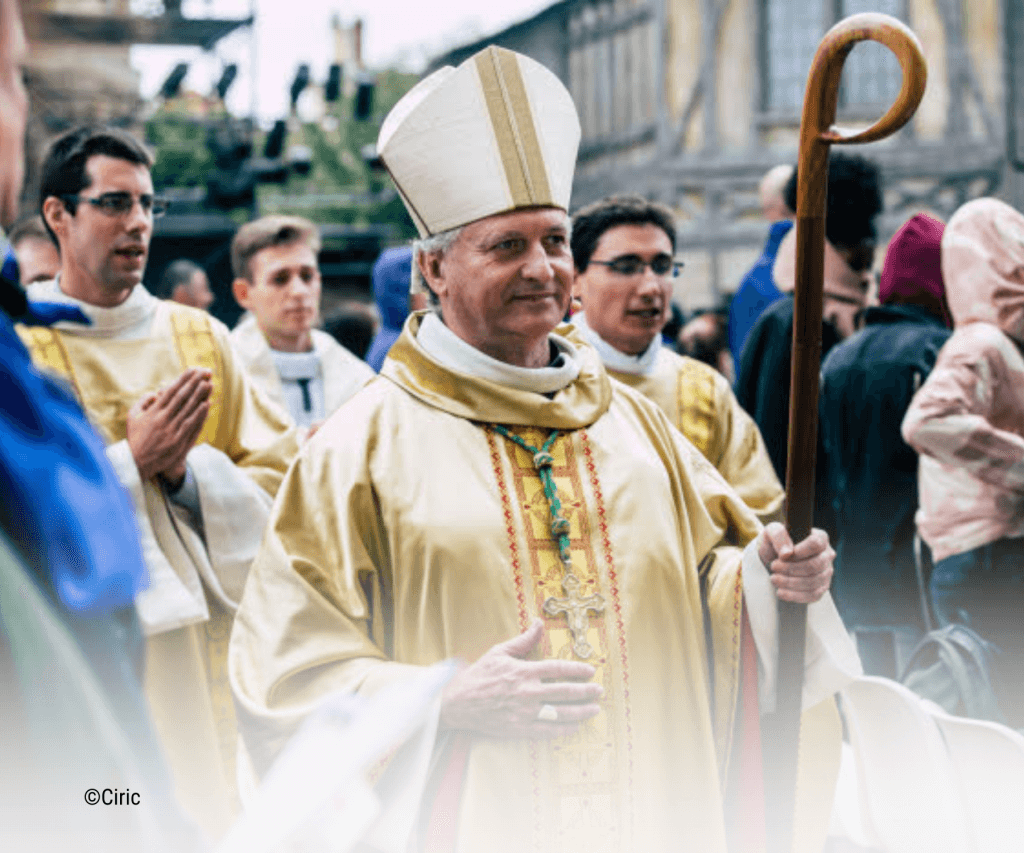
left=230, top=215, right=374, bottom=432
left=736, top=151, right=883, bottom=486
left=660, top=301, right=685, bottom=347
left=902, top=198, right=1024, bottom=726
left=157, top=258, right=214, bottom=311
left=819, top=212, right=950, bottom=678
left=727, top=164, right=794, bottom=367
left=7, top=217, right=59, bottom=285
left=324, top=299, right=377, bottom=359
left=677, top=306, right=733, bottom=382
left=365, top=245, right=412, bottom=372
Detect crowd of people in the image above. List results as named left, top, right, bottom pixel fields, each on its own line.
left=3, top=0, right=1024, bottom=849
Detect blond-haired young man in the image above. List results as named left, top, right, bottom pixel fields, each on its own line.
left=230, top=215, right=373, bottom=432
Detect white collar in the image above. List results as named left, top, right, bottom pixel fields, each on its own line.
left=417, top=312, right=581, bottom=394
left=27, top=277, right=157, bottom=338
left=271, top=348, right=321, bottom=380
left=571, top=311, right=661, bottom=376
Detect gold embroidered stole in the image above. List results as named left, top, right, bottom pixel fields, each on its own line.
left=203, top=595, right=240, bottom=813
left=701, top=553, right=745, bottom=778
left=19, top=303, right=238, bottom=819
left=18, top=302, right=224, bottom=446
left=166, top=304, right=225, bottom=447
left=487, top=426, right=634, bottom=851
left=675, top=358, right=719, bottom=460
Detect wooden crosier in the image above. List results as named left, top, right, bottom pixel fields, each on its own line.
left=764, top=14, right=927, bottom=853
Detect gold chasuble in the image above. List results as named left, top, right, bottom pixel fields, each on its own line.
left=19, top=281, right=299, bottom=841
left=606, top=347, right=785, bottom=526
left=230, top=316, right=853, bottom=853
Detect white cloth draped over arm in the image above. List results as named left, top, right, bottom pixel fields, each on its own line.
left=105, top=439, right=273, bottom=635
left=741, top=540, right=862, bottom=713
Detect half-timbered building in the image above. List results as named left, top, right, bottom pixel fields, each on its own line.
left=434, top=0, right=1019, bottom=309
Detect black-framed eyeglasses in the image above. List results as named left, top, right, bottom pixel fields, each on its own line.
left=588, top=254, right=684, bottom=278
left=63, top=192, right=170, bottom=218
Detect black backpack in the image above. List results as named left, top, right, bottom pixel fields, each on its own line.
left=899, top=623, right=1005, bottom=724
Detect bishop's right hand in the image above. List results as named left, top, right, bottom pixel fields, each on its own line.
left=126, top=367, right=212, bottom=486
left=439, top=618, right=603, bottom=739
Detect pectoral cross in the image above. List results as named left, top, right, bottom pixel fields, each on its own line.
left=488, top=425, right=607, bottom=660
left=544, top=571, right=605, bottom=659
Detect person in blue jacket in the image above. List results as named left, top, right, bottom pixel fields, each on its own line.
left=727, top=164, right=793, bottom=367
left=0, top=3, right=199, bottom=847
left=365, top=245, right=413, bottom=372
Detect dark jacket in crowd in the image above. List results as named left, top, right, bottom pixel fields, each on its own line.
left=819, top=302, right=950, bottom=632
left=734, top=293, right=842, bottom=493
left=817, top=212, right=950, bottom=676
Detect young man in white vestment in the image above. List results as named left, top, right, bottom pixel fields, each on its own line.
left=229, top=47, right=861, bottom=853
left=18, top=125, right=300, bottom=841
left=229, top=215, right=374, bottom=434
left=569, top=195, right=785, bottom=526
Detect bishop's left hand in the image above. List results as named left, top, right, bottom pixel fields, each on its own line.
left=757, top=522, right=834, bottom=604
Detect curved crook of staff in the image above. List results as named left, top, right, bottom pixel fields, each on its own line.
left=765, top=13, right=927, bottom=853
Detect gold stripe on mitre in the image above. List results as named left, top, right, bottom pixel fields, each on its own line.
left=474, top=47, right=553, bottom=209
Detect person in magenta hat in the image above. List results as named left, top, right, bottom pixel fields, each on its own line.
left=818, top=212, right=951, bottom=677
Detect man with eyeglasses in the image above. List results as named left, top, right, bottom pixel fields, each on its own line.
left=1, top=13, right=203, bottom=853
left=570, top=195, right=783, bottom=524
left=17, top=124, right=299, bottom=840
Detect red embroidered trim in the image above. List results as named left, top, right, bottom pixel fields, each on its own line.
left=580, top=429, right=635, bottom=829
left=423, top=735, right=472, bottom=853
left=487, top=429, right=528, bottom=629
left=485, top=429, right=542, bottom=849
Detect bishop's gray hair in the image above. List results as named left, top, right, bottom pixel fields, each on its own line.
left=411, top=225, right=464, bottom=307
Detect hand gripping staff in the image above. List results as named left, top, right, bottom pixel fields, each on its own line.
left=764, top=14, right=927, bottom=853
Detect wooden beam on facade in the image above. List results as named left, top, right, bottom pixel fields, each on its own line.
left=671, top=0, right=731, bottom=154
left=569, top=5, right=654, bottom=49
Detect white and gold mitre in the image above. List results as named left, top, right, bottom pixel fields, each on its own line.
left=377, top=45, right=581, bottom=238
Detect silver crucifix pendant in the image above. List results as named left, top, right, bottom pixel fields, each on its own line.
left=543, top=571, right=605, bottom=659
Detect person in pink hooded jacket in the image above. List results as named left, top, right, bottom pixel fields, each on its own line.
left=902, top=197, right=1024, bottom=725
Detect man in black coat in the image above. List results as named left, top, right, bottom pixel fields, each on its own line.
left=735, top=152, right=884, bottom=541
left=818, top=213, right=950, bottom=677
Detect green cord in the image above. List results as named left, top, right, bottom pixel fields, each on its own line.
left=491, top=425, right=606, bottom=659
left=492, top=425, right=572, bottom=568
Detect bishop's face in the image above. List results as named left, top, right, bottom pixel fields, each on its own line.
left=421, top=207, right=574, bottom=368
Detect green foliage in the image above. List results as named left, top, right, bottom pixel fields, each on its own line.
left=258, top=68, right=421, bottom=238
left=145, top=111, right=213, bottom=190
left=141, top=69, right=421, bottom=239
